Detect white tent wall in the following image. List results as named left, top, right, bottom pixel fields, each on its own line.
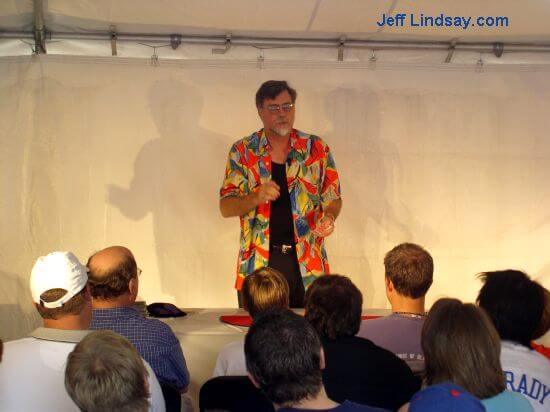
left=1, top=55, right=550, bottom=341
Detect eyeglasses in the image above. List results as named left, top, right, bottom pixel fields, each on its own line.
left=137, top=268, right=143, bottom=277
left=266, top=103, right=294, bottom=114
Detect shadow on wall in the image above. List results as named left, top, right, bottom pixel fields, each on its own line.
left=0, top=270, right=41, bottom=342
left=323, top=87, right=439, bottom=304
left=323, top=87, right=406, bottom=304
left=106, top=80, right=228, bottom=304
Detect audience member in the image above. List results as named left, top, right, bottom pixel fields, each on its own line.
left=357, top=243, right=433, bottom=373
left=0, top=251, right=164, bottom=411
left=398, top=383, right=485, bottom=412
left=477, top=270, right=549, bottom=411
left=213, top=266, right=289, bottom=377
left=421, top=298, right=533, bottom=412
left=245, top=309, right=388, bottom=411
left=65, top=330, right=150, bottom=412
left=87, top=246, right=189, bottom=394
left=305, top=275, right=419, bottom=410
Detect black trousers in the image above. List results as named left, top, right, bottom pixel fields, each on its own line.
left=269, top=248, right=305, bottom=308
left=237, top=248, right=305, bottom=309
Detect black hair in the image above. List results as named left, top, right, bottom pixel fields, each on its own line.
left=244, top=309, right=322, bottom=407
left=304, top=275, right=362, bottom=339
left=477, top=269, right=546, bottom=347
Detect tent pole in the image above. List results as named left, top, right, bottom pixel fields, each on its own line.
left=33, top=0, right=46, bottom=54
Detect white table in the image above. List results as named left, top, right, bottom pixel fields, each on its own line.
left=162, top=308, right=390, bottom=411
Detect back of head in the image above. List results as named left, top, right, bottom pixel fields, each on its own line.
left=304, top=274, right=362, bottom=339
left=30, top=251, right=89, bottom=320
left=87, top=246, right=137, bottom=300
left=242, top=267, right=290, bottom=318
left=384, top=243, right=433, bottom=298
left=255, top=80, right=297, bottom=108
left=245, top=309, right=323, bottom=407
left=65, top=330, right=149, bottom=412
left=477, top=269, right=546, bottom=347
left=422, top=298, right=504, bottom=399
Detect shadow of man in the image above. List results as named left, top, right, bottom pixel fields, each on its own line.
left=107, top=80, right=229, bottom=304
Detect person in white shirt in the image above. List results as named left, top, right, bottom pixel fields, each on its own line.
left=213, top=266, right=289, bottom=377
left=0, top=251, right=165, bottom=412
left=477, top=270, right=550, bottom=412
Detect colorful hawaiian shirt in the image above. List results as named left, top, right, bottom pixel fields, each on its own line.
left=220, top=128, right=341, bottom=290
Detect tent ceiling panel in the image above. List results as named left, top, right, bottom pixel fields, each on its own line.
left=2, top=0, right=550, bottom=43
left=45, top=0, right=319, bottom=34
left=0, top=0, right=33, bottom=31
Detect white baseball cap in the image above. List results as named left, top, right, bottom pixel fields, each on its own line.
left=30, top=251, right=88, bottom=309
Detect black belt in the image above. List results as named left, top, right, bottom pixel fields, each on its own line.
left=270, top=243, right=295, bottom=254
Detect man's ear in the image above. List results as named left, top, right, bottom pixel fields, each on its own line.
left=247, top=372, right=260, bottom=389
left=385, top=277, right=394, bottom=293
left=128, top=277, right=138, bottom=296
left=319, top=347, right=326, bottom=371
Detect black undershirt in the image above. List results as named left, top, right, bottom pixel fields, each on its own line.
left=269, top=162, right=294, bottom=245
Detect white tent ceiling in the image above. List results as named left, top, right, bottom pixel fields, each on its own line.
left=2, top=0, right=550, bottom=42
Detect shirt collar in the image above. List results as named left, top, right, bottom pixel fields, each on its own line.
left=258, top=128, right=303, bottom=157
left=30, top=327, right=90, bottom=343
left=92, top=306, right=139, bottom=318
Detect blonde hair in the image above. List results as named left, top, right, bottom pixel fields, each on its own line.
left=242, top=267, right=290, bottom=318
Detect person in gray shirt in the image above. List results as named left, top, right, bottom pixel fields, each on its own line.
left=357, top=243, right=433, bottom=374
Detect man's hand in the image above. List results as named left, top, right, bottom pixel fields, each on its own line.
left=312, top=212, right=336, bottom=238
left=255, top=180, right=281, bottom=204
left=220, top=180, right=281, bottom=218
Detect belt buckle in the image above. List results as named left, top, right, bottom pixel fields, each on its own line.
left=281, top=244, right=292, bottom=254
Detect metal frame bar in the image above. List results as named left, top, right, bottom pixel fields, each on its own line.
left=2, top=30, right=550, bottom=54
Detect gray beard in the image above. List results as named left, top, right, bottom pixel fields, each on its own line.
left=272, top=126, right=291, bottom=137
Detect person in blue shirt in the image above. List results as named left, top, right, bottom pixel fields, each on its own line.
left=87, top=246, right=189, bottom=394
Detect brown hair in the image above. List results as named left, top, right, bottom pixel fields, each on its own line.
left=87, top=252, right=137, bottom=299
left=35, top=288, right=88, bottom=320
left=384, top=243, right=433, bottom=299
left=65, top=330, right=149, bottom=412
left=255, top=80, right=297, bottom=109
left=422, top=298, right=505, bottom=399
left=242, top=267, right=290, bottom=318
left=304, top=274, right=363, bottom=340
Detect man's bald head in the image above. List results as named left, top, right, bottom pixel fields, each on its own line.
left=87, top=246, right=138, bottom=300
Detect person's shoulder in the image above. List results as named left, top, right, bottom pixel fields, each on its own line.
left=482, top=390, right=534, bottom=411
left=502, top=340, right=550, bottom=364
left=352, top=335, right=415, bottom=371
left=143, top=359, right=167, bottom=412
left=295, top=129, right=327, bottom=145
left=340, top=400, right=390, bottom=411
left=135, top=316, right=180, bottom=345
left=221, top=339, right=245, bottom=353
left=233, top=130, right=262, bottom=147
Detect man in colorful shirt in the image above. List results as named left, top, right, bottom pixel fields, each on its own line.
left=219, top=80, right=342, bottom=307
